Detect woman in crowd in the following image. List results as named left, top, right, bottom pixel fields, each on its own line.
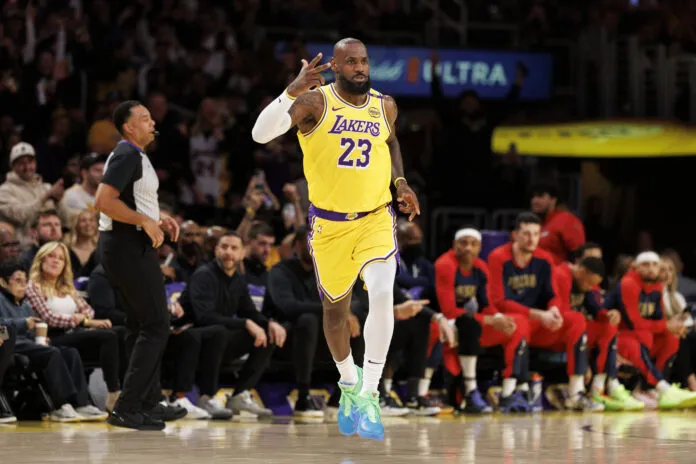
left=0, top=259, right=107, bottom=422
left=661, top=255, right=696, bottom=391
left=25, top=242, right=122, bottom=411
left=65, top=210, right=99, bottom=278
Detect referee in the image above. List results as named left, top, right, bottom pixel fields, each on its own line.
left=95, top=101, right=186, bottom=430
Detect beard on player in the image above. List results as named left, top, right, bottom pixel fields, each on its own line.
left=337, top=71, right=371, bottom=95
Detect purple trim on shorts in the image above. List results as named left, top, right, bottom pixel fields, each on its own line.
left=308, top=204, right=378, bottom=222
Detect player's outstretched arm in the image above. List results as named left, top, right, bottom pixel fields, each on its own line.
left=383, top=95, right=420, bottom=221
left=252, top=53, right=330, bottom=144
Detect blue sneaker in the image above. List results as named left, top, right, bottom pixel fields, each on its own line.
left=498, top=391, right=532, bottom=413
left=337, top=367, right=362, bottom=436
left=356, top=390, right=384, bottom=441
left=463, top=389, right=493, bottom=414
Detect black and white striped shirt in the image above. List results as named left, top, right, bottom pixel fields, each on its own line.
left=99, top=140, right=160, bottom=233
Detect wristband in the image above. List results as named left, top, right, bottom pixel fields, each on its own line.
left=284, top=89, right=297, bottom=101
left=393, top=177, right=406, bottom=188
left=82, top=315, right=88, bottom=326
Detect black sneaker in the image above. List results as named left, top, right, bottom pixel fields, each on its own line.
left=107, top=410, right=165, bottom=431
left=294, top=394, right=324, bottom=418
left=0, top=392, right=17, bottom=424
left=404, top=396, right=441, bottom=416
left=146, top=402, right=187, bottom=422
left=380, top=392, right=409, bottom=417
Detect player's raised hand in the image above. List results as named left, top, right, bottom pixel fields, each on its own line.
left=396, top=180, right=421, bottom=221
left=287, top=53, right=332, bottom=98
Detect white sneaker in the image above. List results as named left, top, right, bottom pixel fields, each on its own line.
left=171, top=397, right=212, bottom=420
left=226, top=391, right=273, bottom=418
left=75, top=405, right=108, bottom=421
left=197, top=397, right=234, bottom=420
left=48, top=404, right=82, bottom=423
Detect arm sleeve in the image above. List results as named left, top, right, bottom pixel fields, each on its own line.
left=25, top=281, right=77, bottom=328
left=266, top=267, right=323, bottom=318
left=188, top=272, right=246, bottom=329
left=101, top=150, right=139, bottom=193
left=251, top=90, right=294, bottom=144
left=435, top=258, right=465, bottom=319
left=620, top=280, right=667, bottom=333
left=87, top=273, right=127, bottom=325
left=0, top=317, right=28, bottom=334
left=487, top=252, right=532, bottom=316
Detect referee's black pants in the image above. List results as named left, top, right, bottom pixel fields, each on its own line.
left=100, top=231, right=170, bottom=413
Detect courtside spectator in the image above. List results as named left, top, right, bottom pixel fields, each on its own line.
left=660, top=255, right=696, bottom=391
left=0, top=322, right=15, bottom=423
left=606, top=251, right=696, bottom=409
left=244, top=222, right=275, bottom=311
left=396, top=221, right=435, bottom=301
left=488, top=213, right=594, bottom=410
left=0, top=227, right=20, bottom=263
left=555, top=257, right=643, bottom=410
left=435, top=228, right=532, bottom=413
left=530, top=183, right=585, bottom=265
left=179, top=231, right=286, bottom=417
left=65, top=210, right=99, bottom=278
left=20, top=210, right=81, bottom=276
left=0, top=142, right=69, bottom=246
left=59, top=153, right=105, bottom=218
left=263, top=226, right=325, bottom=417
left=661, top=249, right=696, bottom=302
left=0, top=260, right=107, bottom=422
left=173, top=220, right=205, bottom=282
left=25, top=242, right=122, bottom=412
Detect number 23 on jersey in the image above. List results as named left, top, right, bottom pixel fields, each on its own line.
left=338, top=138, right=372, bottom=168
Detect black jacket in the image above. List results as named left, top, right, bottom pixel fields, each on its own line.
left=262, top=257, right=322, bottom=322
left=180, top=261, right=267, bottom=329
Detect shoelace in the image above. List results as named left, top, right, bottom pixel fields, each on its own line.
left=358, top=395, right=380, bottom=423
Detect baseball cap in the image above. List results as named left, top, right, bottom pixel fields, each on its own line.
left=80, top=152, right=106, bottom=171
left=9, top=142, right=36, bottom=165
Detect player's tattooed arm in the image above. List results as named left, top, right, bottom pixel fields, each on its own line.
left=288, top=90, right=325, bottom=134
left=384, top=94, right=420, bottom=221
left=383, top=95, right=404, bottom=180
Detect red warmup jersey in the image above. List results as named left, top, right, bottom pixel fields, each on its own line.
left=555, top=262, right=608, bottom=321
left=434, top=250, right=495, bottom=323
left=540, top=209, right=586, bottom=265
left=487, top=243, right=561, bottom=316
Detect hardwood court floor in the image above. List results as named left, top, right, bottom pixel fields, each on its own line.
left=2, top=412, right=696, bottom=463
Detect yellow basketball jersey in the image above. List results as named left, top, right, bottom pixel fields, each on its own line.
left=297, top=83, right=392, bottom=213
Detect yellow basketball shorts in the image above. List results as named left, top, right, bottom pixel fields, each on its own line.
left=307, top=203, right=398, bottom=303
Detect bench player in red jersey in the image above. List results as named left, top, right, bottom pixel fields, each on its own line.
left=435, top=228, right=531, bottom=413
left=555, top=257, right=644, bottom=410
left=487, top=212, right=597, bottom=411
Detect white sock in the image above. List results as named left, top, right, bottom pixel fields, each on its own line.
left=568, top=375, right=585, bottom=398
left=502, top=378, right=517, bottom=398
left=459, top=356, right=477, bottom=393
left=591, top=374, right=607, bottom=394
left=335, top=352, right=358, bottom=385
left=517, top=382, right=529, bottom=393
left=360, top=259, right=397, bottom=395
left=607, top=378, right=621, bottom=395
left=384, top=378, right=393, bottom=392
left=656, top=380, right=671, bottom=394
left=418, top=379, right=430, bottom=397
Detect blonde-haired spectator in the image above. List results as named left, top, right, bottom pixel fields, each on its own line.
left=64, top=210, right=99, bottom=277
left=25, top=241, right=122, bottom=411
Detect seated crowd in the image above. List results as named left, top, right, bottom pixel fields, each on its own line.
left=2, top=144, right=696, bottom=425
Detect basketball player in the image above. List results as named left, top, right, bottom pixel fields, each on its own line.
left=252, top=39, right=420, bottom=440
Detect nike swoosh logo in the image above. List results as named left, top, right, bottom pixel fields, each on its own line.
left=332, top=106, right=345, bottom=111
left=367, top=360, right=383, bottom=365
